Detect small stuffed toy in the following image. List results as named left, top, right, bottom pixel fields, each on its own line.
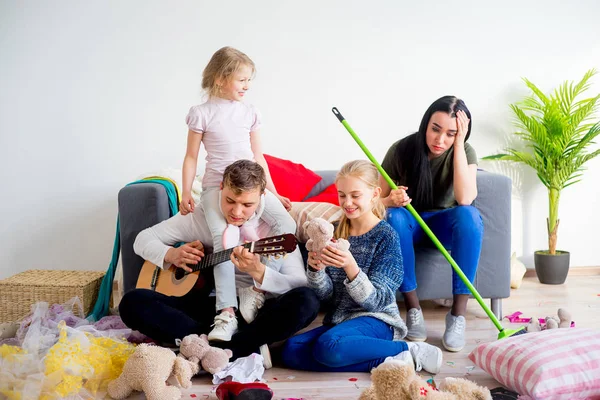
left=108, top=343, right=199, bottom=400
left=303, top=217, right=350, bottom=253
left=360, top=359, right=492, bottom=400
left=557, top=308, right=572, bottom=328
left=546, top=308, right=573, bottom=329
left=526, top=318, right=542, bottom=332
left=509, top=252, right=527, bottom=289
left=0, top=322, right=18, bottom=339
left=178, top=333, right=232, bottom=375
left=526, top=307, right=573, bottom=332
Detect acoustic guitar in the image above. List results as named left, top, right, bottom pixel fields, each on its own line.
left=136, top=233, right=297, bottom=297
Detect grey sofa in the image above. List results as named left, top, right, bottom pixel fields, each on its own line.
left=118, top=169, right=511, bottom=318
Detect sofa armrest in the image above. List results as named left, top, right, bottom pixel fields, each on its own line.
left=118, top=183, right=171, bottom=294
left=472, top=170, right=512, bottom=299
left=411, top=170, right=512, bottom=300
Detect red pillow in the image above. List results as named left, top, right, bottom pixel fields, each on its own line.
left=304, top=183, right=339, bottom=205
left=264, top=154, right=322, bottom=201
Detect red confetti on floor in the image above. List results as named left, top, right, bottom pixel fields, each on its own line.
left=273, top=377, right=278, bottom=380
left=190, top=395, right=197, bottom=398
left=349, top=378, right=358, bottom=382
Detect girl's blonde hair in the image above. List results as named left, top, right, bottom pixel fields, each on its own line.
left=202, top=47, right=255, bottom=98
left=334, top=160, right=387, bottom=239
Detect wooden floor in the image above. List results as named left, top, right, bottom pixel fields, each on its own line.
left=128, top=275, right=600, bottom=399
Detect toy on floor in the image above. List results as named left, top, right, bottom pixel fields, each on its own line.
left=177, top=333, right=232, bottom=374
left=509, top=253, right=526, bottom=289
left=107, top=343, right=199, bottom=400
left=359, top=359, right=492, bottom=400
left=525, top=308, right=573, bottom=332
left=0, top=322, right=18, bottom=340
left=216, top=381, right=273, bottom=400
left=303, top=217, right=350, bottom=253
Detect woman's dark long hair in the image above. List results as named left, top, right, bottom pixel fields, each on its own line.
left=394, top=95, right=472, bottom=211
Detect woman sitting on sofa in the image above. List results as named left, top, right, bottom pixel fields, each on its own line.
left=382, top=95, right=483, bottom=352
left=282, top=160, right=442, bottom=374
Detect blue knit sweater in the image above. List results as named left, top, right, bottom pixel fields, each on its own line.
left=306, top=220, right=407, bottom=340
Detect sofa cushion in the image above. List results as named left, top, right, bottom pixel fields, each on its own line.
left=264, top=154, right=322, bottom=201
left=468, top=328, right=600, bottom=399
left=303, top=170, right=338, bottom=200
left=304, top=183, right=339, bottom=205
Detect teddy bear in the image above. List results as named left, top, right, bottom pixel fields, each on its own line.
left=177, top=333, right=232, bottom=374
left=510, top=252, right=527, bottom=289
left=359, top=359, right=492, bottom=400
left=108, top=343, right=199, bottom=400
left=303, top=217, right=350, bottom=253
left=526, top=308, right=572, bottom=332
left=546, top=308, right=572, bottom=329
left=0, top=322, right=18, bottom=340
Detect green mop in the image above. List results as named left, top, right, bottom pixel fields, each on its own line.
left=331, top=107, right=526, bottom=340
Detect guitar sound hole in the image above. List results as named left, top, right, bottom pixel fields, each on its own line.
left=174, top=269, right=186, bottom=280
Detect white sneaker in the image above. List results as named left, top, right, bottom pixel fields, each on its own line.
left=405, top=342, right=442, bottom=374
left=238, top=286, right=266, bottom=323
left=442, top=312, right=466, bottom=352
left=406, top=308, right=427, bottom=341
left=260, top=344, right=272, bottom=369
left=385, top=348, right=414, bottom=365
left=207, top=311, right=238, bottom=342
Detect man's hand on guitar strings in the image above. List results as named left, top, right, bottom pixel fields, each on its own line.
left=231, top=245, right=265, bottom=281
left=165, top=240, right=205, bottom=272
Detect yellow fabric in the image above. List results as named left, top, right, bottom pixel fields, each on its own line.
left=0, top=322, right=136, bottom=400
left=142, top=176, right=182, bottom=203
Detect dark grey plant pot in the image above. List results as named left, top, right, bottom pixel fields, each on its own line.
left=534, top=250, right=570, bottom=284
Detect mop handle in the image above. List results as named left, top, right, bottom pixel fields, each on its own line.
left=331, top=107, right=503, bottom=330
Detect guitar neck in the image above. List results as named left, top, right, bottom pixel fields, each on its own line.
left=190, top=242, right=251, bottom=272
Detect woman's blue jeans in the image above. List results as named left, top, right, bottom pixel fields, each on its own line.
left=386, top=205, right=484, bottom=295
left=281, top=316, right=408, bottom=372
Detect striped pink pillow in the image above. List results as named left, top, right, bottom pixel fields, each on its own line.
left=468, top=328, right=600, bottom=399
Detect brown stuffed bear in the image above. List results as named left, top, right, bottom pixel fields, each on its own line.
left=526, top=308, right=573, bottom=332
left=303, top=217, right=350, bottom=253
left=108, top=343, right=199, bottom=400
left=360, top=359, right=491, bottom=400
left=178, top=333, right=232, bottom=374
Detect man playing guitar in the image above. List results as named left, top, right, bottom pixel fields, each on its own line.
left=119, top=160, right=320, bottom=369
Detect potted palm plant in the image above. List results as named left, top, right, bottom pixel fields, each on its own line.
left=484, top=69, right=600, bottom=284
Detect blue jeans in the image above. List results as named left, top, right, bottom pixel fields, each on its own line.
left=386, top=205, right=484, bottom=295
left=281, top=316, right=408, bottom=372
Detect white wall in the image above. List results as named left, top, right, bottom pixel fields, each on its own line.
left=1, top=0, right=599, bottom=279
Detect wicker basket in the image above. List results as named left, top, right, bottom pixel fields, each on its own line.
left=0, top=270, right=105, bottom=323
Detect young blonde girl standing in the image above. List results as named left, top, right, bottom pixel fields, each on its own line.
left=282, top=160, right=442, bottom=373
left=180, top=47, right=295, bottom=342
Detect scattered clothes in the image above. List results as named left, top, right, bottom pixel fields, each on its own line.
left=212, top=353, right=265, bottom=384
